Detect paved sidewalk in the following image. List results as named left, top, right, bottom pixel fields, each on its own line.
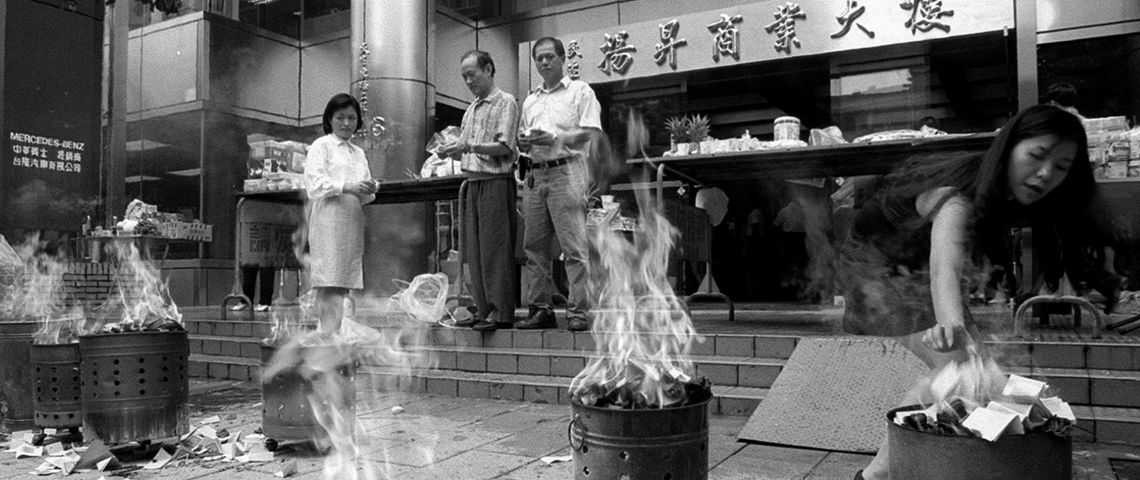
left=0, top=381, right=1135, bottom=479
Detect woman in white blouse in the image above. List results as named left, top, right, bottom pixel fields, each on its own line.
left=304, top=93, right=379, bottom=332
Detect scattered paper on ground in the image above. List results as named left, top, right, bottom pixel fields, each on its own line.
left=143, top=448, right=175, bottom=470
left=275, top=460, right=298, bottom=477
left=540, top=455, right=572, bottom=465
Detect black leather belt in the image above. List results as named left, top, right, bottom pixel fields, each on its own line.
left=531, top=157, right=574, bottom=169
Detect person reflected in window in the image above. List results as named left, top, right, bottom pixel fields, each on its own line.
left=1042, top=81, right=1125, bottom=312
left=303, top=93, right=378, bottom=333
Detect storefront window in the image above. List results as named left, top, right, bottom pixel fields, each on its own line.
left=597, top=32, right=1012, bottom=157
left=1039, top=32, right=1140, bottom=289
left=125, top=112, right=203, bottom=259
left=238, top=0, right=302, bottom=39
left=303, top=0, right=350, bottom=39
left=201, top=112, right=319, bottom=259
left=1038, top=33, right=1140, bottom=122
left=593, top=32, right=1013, bottom=302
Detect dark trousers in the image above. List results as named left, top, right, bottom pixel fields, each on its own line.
left=462, top=174, right=518, bottom=323
left=241, top=266, right=275, bottom=305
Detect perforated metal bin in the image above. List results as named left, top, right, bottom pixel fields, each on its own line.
left=260, top=343, right=356, bottom=451
left=569, top=396, right=710, bottom=480
left=887, top=405, right=1072, bottom=480
left=0, top=320, right=37, bottom=431
left=31, top=343, right=83, bottom=442
left=79, top=331, right=189, bottom=444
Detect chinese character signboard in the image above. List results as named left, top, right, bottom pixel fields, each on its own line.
left=520, top=0, right=1012, bottom=86
left=2, top=0, right=103, bottom=232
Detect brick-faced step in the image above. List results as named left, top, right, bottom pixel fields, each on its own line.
left=189, top=353, right=261, bottom=382
left=987, top=339, right=1140, bottom=371
left=356, top=366, right=767, bottom=417
left=186, top=319, right=273, bottom=338
left=1071, top=405, right=1140, bottom=446
left=1009, top=366, right=1140, bottom=409
left=189, top=334, right=264, bottom=359
left=391, top=345, right=785, bottom=389
left=358, top=325, right=800, bottom=359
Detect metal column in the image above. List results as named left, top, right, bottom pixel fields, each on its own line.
left=351, top=0, right=437, bottom=293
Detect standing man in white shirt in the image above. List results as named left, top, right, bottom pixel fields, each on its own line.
left=516, top=37, right=603, bottom=332
left=439, top=50, right=520, bottom=331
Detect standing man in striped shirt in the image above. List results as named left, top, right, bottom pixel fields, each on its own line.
left=439, top=50, right=520, bottom=331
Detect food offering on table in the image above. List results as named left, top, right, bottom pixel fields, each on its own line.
left=1083, top=116, right=1140, bottom=180
left=587, top=195, right=637, bottom=233
left=243, top=136, right=308, bottom=193
left=88, top=199, right=213, bottom=242
left=419, top=126, right=464, bottom=178
left=659, top=113, right=1001, bottom=158
left=662, top=113, right=828, bottom=157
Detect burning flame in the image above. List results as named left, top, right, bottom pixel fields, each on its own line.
left=569, top=111, right=702, bottom=409
left=919, top=345, right=1006, bottom=416
left=0, top=234, right=83, bottom=343
left=262, top=278, right=441, bottom=480
left=98, top=242, right=182, bottom=332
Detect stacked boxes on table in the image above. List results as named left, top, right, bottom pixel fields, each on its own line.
left=1085, top=116, right=1140, bottom=180
left=244, top=136, right=309, bottom=193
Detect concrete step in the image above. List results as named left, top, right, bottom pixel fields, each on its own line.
left=1008, top=366, right=1140, bottom=409
left=187, top=321, right=1140, bottom=373
left=187, top=352, right=1140, bottom=442
left=186, top=321, right=802, bottom=359
left=1071, top=405, right=1140, bottom=445
left=989, top=338, right=1140, bottom=371
left=422, top=344, right=785, bottom=389
left=187, top=353, right=765, bottom=416
left=188, top=338, right=786, bottom=389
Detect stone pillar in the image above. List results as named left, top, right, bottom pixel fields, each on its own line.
left=351, top=0, right=436, bottom=294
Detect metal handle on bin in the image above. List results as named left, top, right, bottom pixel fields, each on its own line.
left=567, top=414, right=584, bottom=451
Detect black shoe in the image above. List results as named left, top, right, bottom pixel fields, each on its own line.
left=854, top=470, right=864, bottom=480
left=452, top=316, right=480, bottom=328
left=472, top=320, right=499, bottom=331
left=516, top=307, right=556, bottom=329
left=567, top=314, right=589, bottom=332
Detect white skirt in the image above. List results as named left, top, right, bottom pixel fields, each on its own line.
left=306, top=193, right=364, bottom=289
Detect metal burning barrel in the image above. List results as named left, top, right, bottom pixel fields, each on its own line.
left=79, top=331, right=190, bottom=444
left=260, top=343, right=356, bottom=451
left=569, top=397, right=710, bottom=480
left=887, top=406, right=1072, bottom=479
left=0, top=320, right=38, bottom=431
left=31, top=343, right=83, bottom=435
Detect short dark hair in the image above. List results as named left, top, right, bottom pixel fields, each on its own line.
left=1045, top=82, right=1079, bottom=108
left=461, top=50, right=495, bottom=76
left=531, top=37, right=565, bottom=59
left=322, top=93, right=364, bottom=135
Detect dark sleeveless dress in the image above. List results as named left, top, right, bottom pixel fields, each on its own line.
left=838, top=187, right=963, bottom=337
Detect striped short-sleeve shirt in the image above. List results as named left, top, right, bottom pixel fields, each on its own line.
left=459, top=87, right=520, bottom=175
